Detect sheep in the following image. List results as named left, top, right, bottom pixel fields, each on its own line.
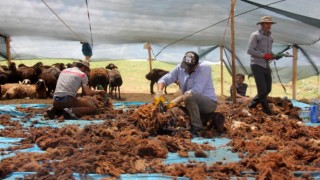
left=17, top=62, right=43, bottom=84
left=0, top=83, right=22, bottom=97
left=145, top=68, right=169, bottom=94
left=3, top=81, right=47, bottom=99
left=105, top=63, right=118, bottom=70
left=2, top=62, right=21, bottom=84
left=19, top=79, right=31, bottom=85
left=35, top=79, right=47, bottom=99
left=108, top=69, right=122, bottom=99
left=89, top=68, right=109, bottom=91
left=0, top=67, right=7, bottom=85
left=66, top=63, right=74, bottom=68
left=38, top=71, right=58, bottom=98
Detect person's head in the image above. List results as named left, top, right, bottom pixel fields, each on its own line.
left=257, top=16, right=276, bottom=33
left=75, top=60, right=90, bottom=75
left=236, top=73, right=245, bottom=84
left=181, top=51, right=199, bottom=73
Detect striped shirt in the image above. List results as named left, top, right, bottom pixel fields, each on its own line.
left=54, top=67, right=88, bottom=97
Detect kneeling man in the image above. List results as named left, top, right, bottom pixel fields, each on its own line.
left=154, top=51, right=218, bottom=134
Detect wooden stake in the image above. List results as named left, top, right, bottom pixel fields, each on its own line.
left=144, top=43, right=152, bottom=71
left=292, top=46, right=298, bottom=100
left=220, top=46, right=224, bottom=96
left=231, top=0, right=237, bottom=103
left=5, top=36, right=11, bottom=64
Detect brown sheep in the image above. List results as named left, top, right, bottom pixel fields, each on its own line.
left=0, top=83, right=23, bottom=97
left=38, top=71, right=57, bottom=98
left=35, top=79, right=48, bottom=99
left=17, top=62, right=43, bottom=84
left=3, top=82, right=47, bottom=99
left=145, top=68, right=169, bottom=94
left=89, top=68, right=109, bottom=91
left=108, top=69, right=122, bottom=99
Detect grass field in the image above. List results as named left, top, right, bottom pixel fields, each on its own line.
left=1, top=59, right=319, bottom=101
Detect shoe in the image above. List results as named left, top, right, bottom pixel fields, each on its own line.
left=248, top=101, right=259, bottom=109
left=46, top=107, right=56, bottom=119
left=63, top=108, right=78, bottom=120
left=190, top=127, right=203, bottom=136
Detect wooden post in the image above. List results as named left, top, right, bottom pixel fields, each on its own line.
left=230, top=0, right=237, bottom=103
left=5, top=36, right=11, bottom=64
left=144, top=43, right=152, bottom=71
left=220, top=46, right=224, bottom=96
left=292, top=46, right=298, bottom=100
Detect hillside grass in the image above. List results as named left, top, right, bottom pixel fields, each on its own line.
left=1, top=59, right=319, bottom=100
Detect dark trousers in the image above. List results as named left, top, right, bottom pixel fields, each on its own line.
left=250, top=64, right=272, bottom=110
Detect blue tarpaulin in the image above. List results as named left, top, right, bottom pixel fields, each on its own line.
left=1, top=101, right=319, bottom=179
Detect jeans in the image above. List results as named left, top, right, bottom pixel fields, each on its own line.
left=250, top=64, right=272, bottom=111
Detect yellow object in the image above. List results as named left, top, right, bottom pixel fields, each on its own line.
left=154, top=96, right=166, bottom=106
left=166, top=101, right=177, bottom=109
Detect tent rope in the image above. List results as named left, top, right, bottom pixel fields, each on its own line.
left=221, top=10, right=232, bottom=47
left=85, top=0, right=94, bottom=48
left=154, top=0, right=285, bottom=58
left=41, top=0, right=82, bottom=41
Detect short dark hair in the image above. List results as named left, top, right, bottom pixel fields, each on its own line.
left=185, top=51, right=199, bottom=64
left=236, top=73, right=245, bottom=80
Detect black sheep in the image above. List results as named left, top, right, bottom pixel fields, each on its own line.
left=108, top=69, right=122, bottom=99
left=3, top=62, right=21, bottom=83
left=145, top=68, right=169, bottom=94
left=105, top=63, right=118, bottom=70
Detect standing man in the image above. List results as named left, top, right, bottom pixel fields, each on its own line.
left=46, top=60, right=105, bottom=119
left=247, top=16, right=282, bottom=114
left=81, top=41, right=92, bottom=61
left=154, top=51, right=219, bottom=134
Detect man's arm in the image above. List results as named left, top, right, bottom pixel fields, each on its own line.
left=247, top=33, right=264, bottom=58
left=157, top=66, right=179, bottom=92
left=82, top=85, right=105, bottom=96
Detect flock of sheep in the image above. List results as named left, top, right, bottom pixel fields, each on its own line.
left=0, top=61, right=123, bottom=99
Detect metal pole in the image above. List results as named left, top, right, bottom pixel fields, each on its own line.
left=231, top=0, right=237, bottom=103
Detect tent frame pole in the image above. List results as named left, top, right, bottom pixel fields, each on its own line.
left=292, top=46, right=298, bottom=100
left=231, top=0, right=237, bottom=103
left=220, top=46, right=224, bottom=96
left=147, top=46, right=152, bottom=71
left=5, top=36, right=11, bottom=64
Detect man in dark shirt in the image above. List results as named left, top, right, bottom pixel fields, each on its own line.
left=81, top=42, right=92, bottom=61
left=230, top=73, right=249, bottom=104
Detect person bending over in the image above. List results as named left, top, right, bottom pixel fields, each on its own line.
left=46, top=61, right=105, bottom=119
left=154, top=51, right=218, bottom=134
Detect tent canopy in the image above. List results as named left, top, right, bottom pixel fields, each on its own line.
left=0, top=0, right=319, bottom=82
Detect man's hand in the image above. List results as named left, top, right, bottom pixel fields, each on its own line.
left=273, top=54, right=283, bottom=60
left=167, top=95, right=184, bottom=109
left=97, top=90, right=106, bottom=96
left=263, top=54, right=274, bottom=61
left=154, top=90, right=166, bottom=106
